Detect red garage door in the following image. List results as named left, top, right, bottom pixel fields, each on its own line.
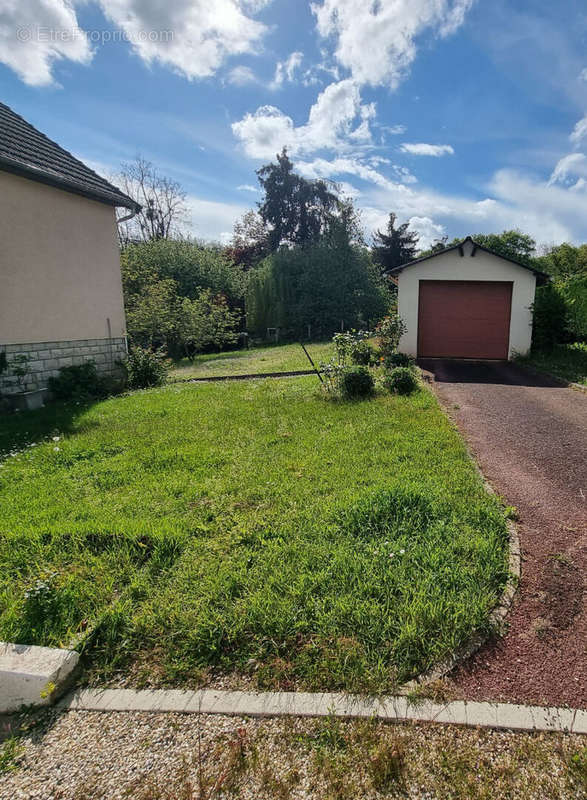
left=418, top=280, right=513, bottom=359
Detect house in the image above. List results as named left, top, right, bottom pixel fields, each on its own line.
left=0, top=102, right=139, bottom=396
left=388, top=236, right=548, bottom=360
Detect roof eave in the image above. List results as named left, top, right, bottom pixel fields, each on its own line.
left=0, top=156, right=140, bottom=212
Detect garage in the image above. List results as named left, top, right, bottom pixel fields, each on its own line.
left=389, top=236, right=546, bottom=361
left=417, top=280, right=512, bottom=359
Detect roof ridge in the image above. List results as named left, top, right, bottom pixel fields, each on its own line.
left=385, top=236, right=549, bottom=281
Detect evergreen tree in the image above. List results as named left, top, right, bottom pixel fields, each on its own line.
left=372, top=213, right=419, bottom=274
left=256, top=148, right=339, bottom=250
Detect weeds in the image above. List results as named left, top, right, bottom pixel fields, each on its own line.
left=0, top=737, right=23, bottom=775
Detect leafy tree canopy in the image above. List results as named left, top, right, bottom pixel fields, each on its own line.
left=420, top=229, right=536, bottom=264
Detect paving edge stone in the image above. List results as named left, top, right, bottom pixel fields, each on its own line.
left=58, top=688, right=585, bottom=734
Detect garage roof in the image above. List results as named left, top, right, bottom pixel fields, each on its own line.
left=0, top=101, right=139, bottom=211
left=386, top=236, right=549, bottom=283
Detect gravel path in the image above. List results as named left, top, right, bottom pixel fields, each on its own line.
left=1, top=709, right=584, bottom=799
left=420, top=359, right=587, bottom=708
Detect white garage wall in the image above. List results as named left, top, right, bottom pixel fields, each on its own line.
left=397, top=240, right=537, bottom=359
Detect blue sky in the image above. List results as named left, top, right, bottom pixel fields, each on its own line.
left=2, top=0, right=587, bottom=247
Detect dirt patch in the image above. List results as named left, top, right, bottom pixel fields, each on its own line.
left=539, top=553, right=583, bottom=632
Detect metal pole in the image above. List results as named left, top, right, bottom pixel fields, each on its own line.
left=300, top=343, right=324, bottom=384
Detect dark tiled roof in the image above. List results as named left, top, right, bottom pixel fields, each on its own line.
left=386, top=235, right=549, bottom=283
left=0, top=102, right=138, bottom=210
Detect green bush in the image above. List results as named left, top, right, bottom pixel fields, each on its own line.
left=123, top=346, right=169, bottom=389
left=531, top=283, right=568, bottom=349
left=48, top=362, right=106, bottom=400
left=385, top=352, right=414, bottom=369
left=384, top=367, right=418, bottom=395
left=351, top=340, right=374, bottom=366
left=340, top=366, right=374, bottom=399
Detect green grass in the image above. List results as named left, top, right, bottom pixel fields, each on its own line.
left=518, top=342, right=587, bottom=385
left=170, top=341, right=335, bottom=380
left=0, top=377, right=508, bottom=692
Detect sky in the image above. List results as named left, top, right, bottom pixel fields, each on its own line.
left=2, top=0, right=587, bottom=248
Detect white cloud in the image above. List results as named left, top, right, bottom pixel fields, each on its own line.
left=231, top=105, right=295, bottom=159
left=0, top=0, right=270, bottom=86
left=227, top=65, right=258, bottom=85
left=407, top=216, right=446, bottom=247
left=548, top=152, right=587, bottom=185
left=232, top=79, right=375, bottom=158
left=0, top=0, right=92, bottom=86
left=570, top=115, right=587, bottom=146
left=360, top=166, right=585, bottom=247
left=237, top=184, right=258, bottom=192
left=400, top=143, right=455, bottom=156
left=99, top=0, right=269, bottom=81
left=579, top=68, right=587, bottom=81
left=393, top=165, right=418, bottom=184
left=272, top=50, right=303, bottom=88
left=296, top=155, right=401, bottom=191
left=186, top=194, right=248, bottom=243
left=312, top=0, right=473, bottom=88
left=381, top=124, right=407, bottom=135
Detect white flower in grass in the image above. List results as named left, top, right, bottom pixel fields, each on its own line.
left=389, top=552, right=394, bottom=559
left=53, top=446, right=60, bottom=452
left=399, top=548, right=405, bottom=555
left=52, top=436, right=60, bottom=442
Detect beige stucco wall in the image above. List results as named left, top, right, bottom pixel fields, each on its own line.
left=397, top=239, right=537, bottom=358
left=0, top=171, right=126, bottom=344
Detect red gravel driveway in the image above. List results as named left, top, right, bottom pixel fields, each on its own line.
left=419, top=359, right=586, bottom=708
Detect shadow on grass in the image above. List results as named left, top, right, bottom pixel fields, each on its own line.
left=0, top=399, right=102, bottom=457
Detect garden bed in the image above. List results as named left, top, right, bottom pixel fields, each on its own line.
left=0, top=377, right=509, bottom=693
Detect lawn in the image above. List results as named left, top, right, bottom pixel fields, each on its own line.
left=170, top=341, right=335, bottom=380
left=518, top=342, right=587, bottom=385
left=0, top=377, right=509, bottom=693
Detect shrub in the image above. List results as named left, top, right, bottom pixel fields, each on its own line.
left=340, top=366, right=374, bottom=399
left=384, top=367, right=418, bottom=395
left=351, top=339, right=374, bottom=366
left=48, top=362, right=106, bottom=400
left=376, top=314, right=407, bottom=361
left=385, top=352, right=414, bottom=369
left=531, top=283, right=568, bottom=349
left=123, top=346, right=170, bottom=389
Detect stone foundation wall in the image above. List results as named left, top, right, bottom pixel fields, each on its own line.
left=0, top=337, right=127, bottom=394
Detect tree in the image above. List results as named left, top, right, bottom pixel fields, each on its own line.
left=125, top=278, right=182, bottom=351
left=246, top=240, right=389, bottom=336
left=228, top=210, right=271, bottom=270
left=371, top=213, right=419, bottom=274
left=256, top=148, right=339, bottom=250
left=116, top=156, right=188, bottom=243
left=121, top=239, right=245, bottom=307
left=179, top=291, right=242, bottom=358
left=470, top=230, right=536, bottom=265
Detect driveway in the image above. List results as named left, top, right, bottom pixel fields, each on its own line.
left=419, top=359, right=586, bottom=708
